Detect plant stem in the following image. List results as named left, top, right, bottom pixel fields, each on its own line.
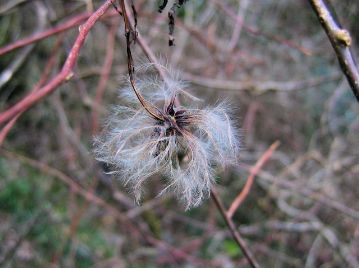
left=211, top=188, right=260, bottom=268
left=308, top=0, right=359, bottom=102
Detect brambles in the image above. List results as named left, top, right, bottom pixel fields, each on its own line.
left=1, top=1, right=358, bottom=267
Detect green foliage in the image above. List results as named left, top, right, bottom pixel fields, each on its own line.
left=0, top=179, right=32, bottom=212
left=0, top=158, right=118, bottom=267
left=223, top=240, right=243, bottom=258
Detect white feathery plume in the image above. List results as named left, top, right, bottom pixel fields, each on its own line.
left=94, top=64, right=240, bottom=210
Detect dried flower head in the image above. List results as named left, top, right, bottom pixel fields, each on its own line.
left=94, top=64, right=240, bottom=209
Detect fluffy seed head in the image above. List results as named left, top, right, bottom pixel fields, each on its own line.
left=94, top=64, right=240, bottom=210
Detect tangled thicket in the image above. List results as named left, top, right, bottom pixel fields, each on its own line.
left=94, top=65, right=240, bottom=209
left=1, top=0, right=359, bottom=267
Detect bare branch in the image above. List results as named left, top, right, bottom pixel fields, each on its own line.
left=91, top=19, right=119, bottom=134
left=308, top=0, right=359, bottom=102
left=211, top=188, right=261, bottom=268
left=0, top=0, right=113, bottom=126
left=0, top=13, right=89, bottom=56
left=227, top=141, right=280, bottom=219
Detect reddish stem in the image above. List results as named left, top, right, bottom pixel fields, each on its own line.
left=0, top=36, right=63, bottom=145
left=227, top=141, right=280, bottom=219
left=91, top=18, right=119, bottom=134
left=0, top=13, right=89, bottom=57
left=0, top=0, right=113, bottom=126
left=211, top=188, right=260, bottom=268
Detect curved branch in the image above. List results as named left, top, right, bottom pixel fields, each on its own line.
left=0, top=0, right=113, bottom=126
left=0, top=13, right=89, bottom=56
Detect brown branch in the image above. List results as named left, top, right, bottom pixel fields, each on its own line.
left=245, top=165, right=359, bottom=220
left=227, top=141, right=280, bottom=219
left=308, top=0, right=359, bottom=102
left=211, top=188, right=260, bottom=268
left=117, top=0, right=164, bottom=121
left=0, top=149, right=128, bottom=223
left=0, top=209, right=47, bottom=266
left=116, top=3, right=173, bottom=89
left=1, top=149, right=211, bottom=266
left=0, top=35, right=63, bottom=146
left=91, top=19, right=119, bottom=134
left=0, top=0, right=113, bottom=126
left=0, top=13, right=89, bottom=56
left=182, top=72, right=341, bottom=92
left=212, top=0, right=312, bottom=56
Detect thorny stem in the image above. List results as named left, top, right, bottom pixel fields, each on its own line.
left=211, top=188, right=260, bottom=268
left=117, top=0, right=164, bottom=121
left=308, top=0, right=359, bottom=102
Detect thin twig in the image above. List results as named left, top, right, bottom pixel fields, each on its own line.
left=182, top=72, right=341, bottom=92
left=251, top=167, right=359, bottom=220
left=117, top=0, right=164, bottom=121
left=227, top=0, right=249, bottom=52
left=308, top=0, right=359, bottom=102
left=227, top=141, right=280, bottom=219
left=0, top=1, right=47, bottom=88
left=0, top=13, right=89, bottom=56
left=211, top=188, right=260, bottom=268
left=0, top=35, right=63, bottom=146
left=0, top=209, right=48, bottom=266
left=0, top=0, right=27, bottom=14
left=91, top=18, right=119, bottom=134
left=1, top=149, right=212, bottom=266
left=0, top=0, right=113, bottom=126
left=0, top=46, right=33, bottom=88
left=212, top=0, right=312, bottom=56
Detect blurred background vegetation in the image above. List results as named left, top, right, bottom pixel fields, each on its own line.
left=0, top=0, right=358, bottom=267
